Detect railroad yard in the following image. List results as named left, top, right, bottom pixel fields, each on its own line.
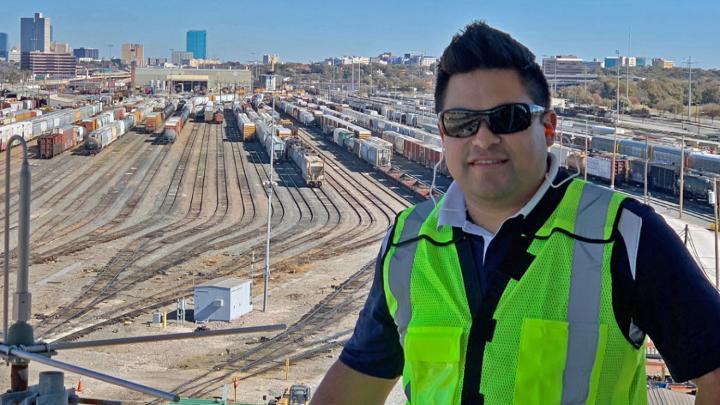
left=0, top=97, right=439, bottom=402
left=0, top=87, right=715, bottom=403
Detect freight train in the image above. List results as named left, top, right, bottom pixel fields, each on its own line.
left=0, top=103, right=102, bottom=151
left=84, top=115, right=136, bottom=155
left=143, top=101, right=177, bottom=134
left=586, top=134, right=720, bottom=175
left=286, top=137, right=325, bottom=187
left=159, top=104, right=191, bottom=144
left=37, top=125, right=86, bottom=158
left=275, top=96, right=448, bottom=176
left=551, top=144, right=717, bottom=205
left=235, top=112, right=256, bottom=141
left=255, top=119, right=285, bottom=163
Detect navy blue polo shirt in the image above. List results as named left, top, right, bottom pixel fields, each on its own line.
left=339, top=170, right=720, bottom=396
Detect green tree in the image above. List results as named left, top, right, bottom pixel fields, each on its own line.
left=702, top=103, right=720, bottom=123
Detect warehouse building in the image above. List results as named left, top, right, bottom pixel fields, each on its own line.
left=134, top=67, right=251, bottom=93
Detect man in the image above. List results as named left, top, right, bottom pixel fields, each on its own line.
left=314, top=22, right=720, bottom=404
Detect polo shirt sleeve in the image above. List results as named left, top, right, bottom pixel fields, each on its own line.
left=619, top=199, right=720, bottom=382
left=339, top=227, right=404, bottom=379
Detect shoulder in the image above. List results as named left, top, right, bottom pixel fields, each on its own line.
left=610, top=197, right=720, bottom=382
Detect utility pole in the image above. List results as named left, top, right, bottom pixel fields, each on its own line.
left=680, top=56, right=692, bottom=219
left=263, top=93, right=276, bottom=312
left=611, top=50, right=620, bottom=190
left=644, top=133, right=649, bottom=204
left=714, top=179, right=719, bottom=289
left=370, top=60, right=373, bottom=96
left=626, top=32, right=631, bottom=111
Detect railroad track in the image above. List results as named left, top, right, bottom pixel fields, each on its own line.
left=1, top=132, right=154, bottom=264
left=31, top=121, right=206, bottom=262
left=35, top=121, right=215, bottom=338
left=170, top=259, right=376, bottom=399
left=35, top=111, right=412, bottom=358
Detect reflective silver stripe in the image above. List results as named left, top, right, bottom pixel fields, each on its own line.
left=618, top=208, right=646, bottom=345
left=618, top=209, right=642, bottom=281
left=388, top=200, right=435, bottom=348
left=561, top=184, right=613, bottom=405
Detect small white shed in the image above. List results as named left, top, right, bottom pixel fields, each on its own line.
left=194, top=277, right=252, bottom=322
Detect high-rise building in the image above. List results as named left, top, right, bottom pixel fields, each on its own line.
left=542, top=55, right=600, bottom=88
left=73, top=47, right=99, bottom=60
left=652, top=58, right=674, bottom=69
left=262, top=54, right=279, bottom=65
left=172, top=51, right=194, bottom=65
left=121, top=43, right=145, bottom=67
left=0, top=33, right=7, bottom=60
left=147, top=57, right=168, bottom=67
left=50, top=42, right=71, bottom=54
left=21, top=52, right=76, bottom=77
left=20, top=13, right=51, bottom=53
left=8, top=47, right=20, bottom=64
left=604, top=56, right=636, bottom=69
left=186, top=30, right=206, bottom=60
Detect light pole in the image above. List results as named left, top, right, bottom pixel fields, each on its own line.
left=263, top=92, right=276, bottom=312
left=679, top=57, right=692, bottom=219
left=644, top=133, right=649, bottom=204
left=615, top=50, right=621, bottom=123
left=554, top=57, right=557, bottom=96
left=611, top=50, right=620, bottom=190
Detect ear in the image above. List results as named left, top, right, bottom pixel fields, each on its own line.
left=542, top=110, right=558, bottom=147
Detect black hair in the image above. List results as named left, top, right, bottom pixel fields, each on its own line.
left=434, top=21, right=550, bottom=113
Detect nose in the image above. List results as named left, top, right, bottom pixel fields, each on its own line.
left=471, top=120, right=501, bottom=149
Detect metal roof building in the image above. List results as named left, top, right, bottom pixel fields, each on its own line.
left=194, top=277, right=252, bottom=322
left=647, top=387, right=694, bottom=405
left=134, top=67, right=251, bottom=93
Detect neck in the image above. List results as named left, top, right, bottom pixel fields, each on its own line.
left=465, top=179, right=545, bottom=234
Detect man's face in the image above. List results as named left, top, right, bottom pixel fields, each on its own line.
left=439, top=69, right=556, bottom=208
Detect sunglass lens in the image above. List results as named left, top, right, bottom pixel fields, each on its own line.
left=443, top=111, right=481, bottom=138
left=489, top=104, right=531, bottom=134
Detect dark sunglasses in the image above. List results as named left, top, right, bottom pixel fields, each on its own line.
left=439, top=103, right=546, bottom=138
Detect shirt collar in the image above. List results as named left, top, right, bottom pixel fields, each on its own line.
left=437, top=153, right=560, bottom=234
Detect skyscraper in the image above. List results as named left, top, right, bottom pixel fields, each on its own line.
left=20, top=13, right=51, bottom=53
left=0, top=33, right=7, bottom=60
left=121, top=43, right=145, bottom=67
left=186, top=30, right=206, bottom=60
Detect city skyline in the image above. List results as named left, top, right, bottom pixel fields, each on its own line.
left=0, top=0, right=719, bottom=68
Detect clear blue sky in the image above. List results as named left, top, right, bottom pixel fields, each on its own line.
left=1, top=0, right=718, bottom=68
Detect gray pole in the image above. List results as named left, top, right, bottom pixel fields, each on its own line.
left=263, top=94, right=275, bottom=312
left=611, top=50, right=620, bottom=190
left=714, top=179, right=719, bottom=289
left=2, top=346, right=179, bottom=402
left=554, top=57, right=557, bottom=96
left=644, top=133, right=649, bottom=204
left=680, top=57, right=691, bottom=219
left=584, top=136, right=588, bottom=181
left=626, top=32, right=631, bottom=109
left=370, top=60, right=373, bottom=96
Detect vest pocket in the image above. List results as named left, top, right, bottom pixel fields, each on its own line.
left=405, top=326, right=463, bottom=404
left=513, top=318, right=569, bottom=404
left=513, top=318, right=607, bottom=405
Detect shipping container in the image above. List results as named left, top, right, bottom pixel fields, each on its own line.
left=236, top=113, right=256, bottom=140
left=37, top=125, right=78, bottom=158
left=586, top=154, right=627, bottom=182
left=359, top=138, right=392, bottom=168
